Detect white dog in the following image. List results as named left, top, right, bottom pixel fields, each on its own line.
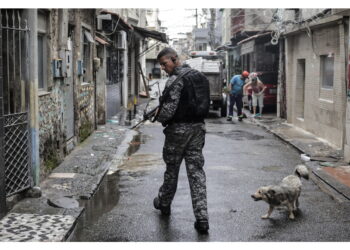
left=251, top=164, right=309, bottom=220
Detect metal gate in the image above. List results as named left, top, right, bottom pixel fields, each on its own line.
left=0, top=10, right=6, bottom=216
left=1, top=9, right=31, bottom=197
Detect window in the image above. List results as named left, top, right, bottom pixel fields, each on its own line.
left=320, top=55, right=334, bottom=89
left=198, top=43, right=207, bottom=51
left=37, top=34, right=45, bottom=89
left=37, top=10, right=48, bottom=90
left=296, top=59, right=306, bottom=119
left=82, top=28, right=94, bottom=83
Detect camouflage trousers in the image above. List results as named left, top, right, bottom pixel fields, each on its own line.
left=158, top=122, right=208, bottom=221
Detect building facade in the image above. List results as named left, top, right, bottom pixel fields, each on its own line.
left=0, top=8, right=167, bottom=214
left=218, top=9, right=279, bottom=111
left=219, top=8, right=350, bottom=160
left=145, top=9, right=167, bottom=79
left=281, top=9, right=349, bottom=154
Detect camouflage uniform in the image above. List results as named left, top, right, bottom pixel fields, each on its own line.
left=156, top=66, right=208, bottom=221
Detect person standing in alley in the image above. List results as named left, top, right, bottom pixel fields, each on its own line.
left=243, top=72, right=266, bottom=117
left=227, top=71, right=249, bottom=121
left=153, top=47, right=210, bottom=234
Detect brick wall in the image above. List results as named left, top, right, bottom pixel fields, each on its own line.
left=285, top=23, right=346, bottom=148
left=78, top=83, right=95, bottom=140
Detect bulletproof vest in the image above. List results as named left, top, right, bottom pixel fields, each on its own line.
left=170, top=69, right=210, bottom=123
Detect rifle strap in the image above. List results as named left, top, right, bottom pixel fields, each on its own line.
left=160, top=68, right=193, bottom=104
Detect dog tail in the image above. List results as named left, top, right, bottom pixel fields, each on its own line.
left=294, top=164, right=309, bottom=180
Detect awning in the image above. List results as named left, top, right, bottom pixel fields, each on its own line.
left=237, top=32, right=271, bottom=46
left=95, top=36, right=110, bottom=46
left=99, top=10, right=133, bottom=31
left=215, top=43, right=234, bottom=51
left=84, top=30, right=95, bottom=43
left=132, top=25, right=168, bottom=43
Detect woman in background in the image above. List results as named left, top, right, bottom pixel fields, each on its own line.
left=243, top=72, right=266, bottom=117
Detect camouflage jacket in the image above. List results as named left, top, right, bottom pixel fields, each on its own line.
left=157, top=64, right=210, bottom=126
left=157, top=65, right=188, bottom=125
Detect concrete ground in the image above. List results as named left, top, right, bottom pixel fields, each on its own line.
left=71, top=111, right=350, bottom=241
left=0, top=104, right=145, bottom=241
left=1, top=84, right=350, bottom=241
left=248, top=110, right=350, bottom=203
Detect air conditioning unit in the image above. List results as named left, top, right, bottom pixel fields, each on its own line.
left=117, top=31, right=127, bottom=50
left=97, top=14, right=112, bottom=31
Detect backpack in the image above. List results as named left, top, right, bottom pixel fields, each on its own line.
left=185, top=70, right=210, bottom=118
left=160, top=67, right=210, bottom=124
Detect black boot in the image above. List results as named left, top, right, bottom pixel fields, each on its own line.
left=153, top=197, right=171, bottom=216
left=194, top=220, right=209, bottom=234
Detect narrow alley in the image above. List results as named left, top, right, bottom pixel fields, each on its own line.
left=70, top=112, right=350, bottom=241
left=1, top=7, right=350, bottom=244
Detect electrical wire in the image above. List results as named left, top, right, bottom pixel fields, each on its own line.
left=102, top=14, right=121, bottom=36
left=270, top=9, right=284, bottom=45
left=268, top=8, right=332, bottom=46
left=230, top=9, right=276, bottom=21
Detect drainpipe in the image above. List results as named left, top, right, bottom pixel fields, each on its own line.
left=93, top=12, right=97, bottom=130
left=343, top=16, right=350, bottom=161
left=122, top=43, right=128, bottom=108
left=278, top=37, right=287, bottom=119
left=27, top=9, right=40, bottom=185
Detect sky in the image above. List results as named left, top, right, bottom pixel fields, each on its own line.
left=6, top=0, right=346, bottom=12
left=157, top=2, right=347, bottom=41
left=4, top=1, right=349, bottom=41
left=158, top=9, right=198, bottom=40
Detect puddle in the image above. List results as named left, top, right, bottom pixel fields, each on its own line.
left=208, top=130, right=264, bottom=140
left=127, top=133, right=149, bottom=156
left=70, top=171, right=120, bottom=241
left=71, top=132, right=151, bottom=241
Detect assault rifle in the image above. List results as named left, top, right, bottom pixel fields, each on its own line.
left=130, top=105, right=159, bottom=129
left=130, top=68, right=193, bottom=130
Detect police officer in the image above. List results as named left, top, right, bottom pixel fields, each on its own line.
left=153, top=47, right=210, bottom=233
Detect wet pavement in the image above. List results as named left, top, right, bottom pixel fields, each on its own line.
left=2, top=78, right=350, bottom=241
left=0, top=79, right=163, bottom=242
left=71, top=112, right=350, bottom=242
left=248, top=112, right=350, bottom=203
left=0, top=104, right=145, bottom=241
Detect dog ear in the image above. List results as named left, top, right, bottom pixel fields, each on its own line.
left=267, top=189, right=276, bottom=198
